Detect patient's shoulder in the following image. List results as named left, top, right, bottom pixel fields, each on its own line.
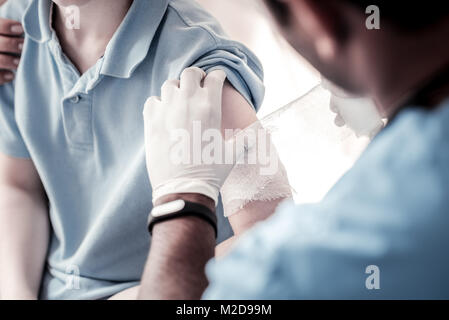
left=166, top=0, right=228, bottom=44
left=0, top=0, right=32, bottom=22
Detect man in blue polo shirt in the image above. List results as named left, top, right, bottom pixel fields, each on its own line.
left=0, top=0, right=280, bottom=300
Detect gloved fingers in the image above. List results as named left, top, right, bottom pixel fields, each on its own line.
left=161, top=79, right=180, bottom=101
left=179, top=67, right=206, bottom=96
left=199, top=69, right=227, bottom=122
left=143, top=96, right=162, bottom=123
left=203, top=69, right=227, bottom=99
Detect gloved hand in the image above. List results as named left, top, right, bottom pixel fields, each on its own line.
left=143, top=67, right=234, bottom=206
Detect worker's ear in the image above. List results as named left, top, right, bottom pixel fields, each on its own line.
left=285, top=0, right=348, bottom=62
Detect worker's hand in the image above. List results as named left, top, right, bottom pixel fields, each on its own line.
left=143, top=67, right=234, bottom=206
left=0, top=17, right=23, bottom=84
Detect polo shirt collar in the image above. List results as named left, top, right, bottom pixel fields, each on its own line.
left=101, top=0, right=169, bottom=78
left=22, top=0, right=170, bottom=79
left=23, top=0, right=52, bottom=43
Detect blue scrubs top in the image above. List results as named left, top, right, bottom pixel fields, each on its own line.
left=205, top=99, right=449, bottom=299
left=0, top=0, right=264, bottom=299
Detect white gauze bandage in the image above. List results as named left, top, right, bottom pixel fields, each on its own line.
left=220, top=123, right=292, bottom=217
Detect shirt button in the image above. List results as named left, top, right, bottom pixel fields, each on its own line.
left=71, top=95, right=80, bottom=103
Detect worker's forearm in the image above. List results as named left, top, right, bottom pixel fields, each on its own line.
left=138, top=213, right=215, bottom=299
left=0, top=186, right=49, bottom=300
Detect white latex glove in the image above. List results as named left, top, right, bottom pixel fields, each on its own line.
left=143, top=67, right=233, bottom=206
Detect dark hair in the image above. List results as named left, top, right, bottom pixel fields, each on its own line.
left=263, top=0, right=449, bottom=30
left=263, top=0, right=291, bottom=26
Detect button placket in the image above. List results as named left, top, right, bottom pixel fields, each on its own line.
left=62, top=94, right=94, bottom=149
left=48, top=35, right=99, bottom=151
left=71, top=95, right=80, bottom=104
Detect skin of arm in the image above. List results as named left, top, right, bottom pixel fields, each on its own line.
left=215, top=81, right=285, bottom=257
left=0, top=153, right=49, bottom=300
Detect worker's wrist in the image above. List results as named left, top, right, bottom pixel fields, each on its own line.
left=155, top=193, right=216, bottom=213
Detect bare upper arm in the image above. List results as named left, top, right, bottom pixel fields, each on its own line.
left=0, top=152, right=44, bottom=195
left=221, top=81, right=258, bottom=133
left=220, top=82, right=286, bottom=235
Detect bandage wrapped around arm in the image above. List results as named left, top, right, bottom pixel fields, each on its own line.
left=220, top=124, right=292, bottom=217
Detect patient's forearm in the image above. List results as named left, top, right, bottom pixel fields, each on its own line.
left=0, top=186, right=49, bottom=300
left=220, top=81, right=292, bottom=237
left=215, top=236, right=236, bottom=257
left=216, top=198, right=286, bottom=258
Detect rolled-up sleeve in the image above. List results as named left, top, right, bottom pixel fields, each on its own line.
left=192, top=45, right=265, bottom=110
left=163, top=1, right=265, bottom=111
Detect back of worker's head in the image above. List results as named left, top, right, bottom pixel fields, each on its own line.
left=263, top=0, right=449, bottom=115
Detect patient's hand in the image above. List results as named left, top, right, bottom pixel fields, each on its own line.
left=0, top=16, right=23, bottom=84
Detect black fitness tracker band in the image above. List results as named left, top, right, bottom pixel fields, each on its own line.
left=147, top=199, right=217, bottom=238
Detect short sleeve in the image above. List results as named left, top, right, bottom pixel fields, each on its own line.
left=191, top=43, right=265, bottom=111
left=0, top=0, right=31, bottom=158
left=162, top=1, right=265, bottom=111
left=0, top=82, right=30, bottom=158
